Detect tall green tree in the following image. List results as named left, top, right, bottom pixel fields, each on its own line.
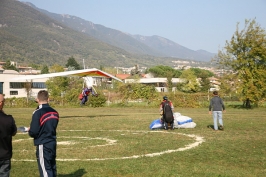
left=219, top=72, right=238, bottom=98
left=45, top=64, right=70, bottom=104
left=188, top=68, right=213, bottom=92
left=65, top=56, right=81, bottom=70
left=41, top=65, right=49, bottom=74
left=178, top=69, right=200, bottom=93
left=24, top=80, right=32, bottom=105
left=213, top=19, right=266, bottom=106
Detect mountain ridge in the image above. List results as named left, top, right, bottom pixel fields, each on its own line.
left=0, top=0, right=212, bottom=69
left=131, top=35, right=215, bottom=61
left=0, top=0, right=162, bottom=67
left=26, top=2, right=215, bottom=62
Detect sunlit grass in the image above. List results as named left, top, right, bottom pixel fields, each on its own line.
left=6, top=107, right=266, bottom=177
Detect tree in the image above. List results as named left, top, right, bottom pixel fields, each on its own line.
left=178, top=69, right=200, bottom=93
left=24, top=80, right=32, bottom=105
left=213, top=19, right=266, bottom=106
left=148, top=65, right=181, bottom=78
left=189, top=68, right=214, bottom=78
left=188, top=68, right=213, bottom=92
left=165, top=70, right=174, bottom=92
left=41, top=65, right=49, bottom=74
left=130, top=64, right=141, bottom=76
left=29, top=63, right=40, bottom=70
left=2, top=60, right=19, bottom=71
left=45, top=64, right=70, bottom=105
left=219, top=72, right=238, bottom=97
left=65, top=56, right=81, bottom=70
left=200, top=77, right=211, bottom=92
left=118, top=83, right=158, bottom=104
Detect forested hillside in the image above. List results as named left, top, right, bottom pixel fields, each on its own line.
left=0, top=0, right=180, bottom=68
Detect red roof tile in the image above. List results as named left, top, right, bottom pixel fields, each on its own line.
left=115, top=74, right=131, bottom=80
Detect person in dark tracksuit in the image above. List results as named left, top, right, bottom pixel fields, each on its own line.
left=28, top=90, right=59, bottom=177
left=209, top=91, right=225, bottom=131
left=0, top=94, right=17, bottom=177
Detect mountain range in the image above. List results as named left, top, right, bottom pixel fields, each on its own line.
left=0, top=0, right=214, bottom=68
left=36, top=3, right=215, bottom=62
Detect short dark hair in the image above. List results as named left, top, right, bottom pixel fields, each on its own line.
left=213, top=91, right=218, bottom=95
left=37, top=90, right=49, bottom=101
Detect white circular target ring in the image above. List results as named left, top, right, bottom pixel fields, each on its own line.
left=13, top=130, right=205, bottom=161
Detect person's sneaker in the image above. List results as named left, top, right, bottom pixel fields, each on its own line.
left=219, top=125, right=224, bottom=130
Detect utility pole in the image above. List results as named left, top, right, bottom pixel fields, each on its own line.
left=83, top=59, right=85, bottom=69
left=82, top=59, right=85, bottom=88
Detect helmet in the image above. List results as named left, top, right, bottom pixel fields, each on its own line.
left=163, top=96, right=168, bottom=100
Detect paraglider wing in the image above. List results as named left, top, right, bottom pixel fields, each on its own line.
left=11, top=68, right=122, bottom=82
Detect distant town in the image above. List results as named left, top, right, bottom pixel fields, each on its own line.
left=0, top=59, right=225, bottom=98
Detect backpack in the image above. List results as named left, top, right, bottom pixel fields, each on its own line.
left=162, top=101, right=174, bottom=123
left=78, top=93, right=83, bottom=100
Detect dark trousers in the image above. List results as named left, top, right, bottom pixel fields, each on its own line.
left=81, top=96, right=88, bottom=105
left=163, top=120, right=174, bottom=130
left=36, top=141, right=57, bottom=177
left=0, top=159, right=11, bottom=177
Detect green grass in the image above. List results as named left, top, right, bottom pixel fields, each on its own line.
left=7, top=107, right=266, bottom=177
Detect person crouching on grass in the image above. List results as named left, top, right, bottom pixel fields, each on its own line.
left=28, top=90, right=59, bottom=177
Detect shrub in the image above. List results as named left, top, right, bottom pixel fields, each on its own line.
left=88, top=93, right=107, bottom=107
left=4, top=97, right=37, bottom=108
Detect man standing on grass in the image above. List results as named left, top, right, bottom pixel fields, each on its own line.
left=209, top=91, right=225, bottom=131
left=0, top=94, right=17, bottom=177
left=28, top=90, right=59, bottom=177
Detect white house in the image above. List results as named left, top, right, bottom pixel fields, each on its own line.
left=209, top=76, right=221, bottom=91
left=0, top=68, right=121, bottom=98
left=0, top=69, right=47, bottom=98
left=125, top=77, right=185, bottom=92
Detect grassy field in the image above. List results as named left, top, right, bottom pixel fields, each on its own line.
left=6, top=107, right=266, bottom=177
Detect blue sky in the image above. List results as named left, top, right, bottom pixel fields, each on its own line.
left=21, top=0, right=266, bottom=53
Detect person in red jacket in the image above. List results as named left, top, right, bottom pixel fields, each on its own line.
left=0, top=94, right=17, bottom=177
left=80, top=86, right=97, bottom=106
left=159, top=96, right=174, bottom=130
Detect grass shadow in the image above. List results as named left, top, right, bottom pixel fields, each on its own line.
left=60, top=115, right=86, bottom=118
left=207, top=124, right=225, bottom=131
left=207, top=124, right=214, bottom=130
left=60, top=115, right=126, bottom=119
left=227, top=104, right=254, bottom=109
left=58, top=168, right=86, bottom=177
